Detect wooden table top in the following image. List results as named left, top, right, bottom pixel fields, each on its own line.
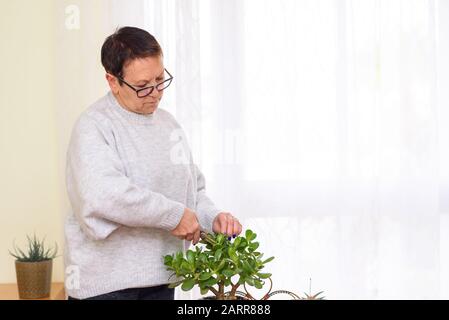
left=0, top=282, right=66, bottom=300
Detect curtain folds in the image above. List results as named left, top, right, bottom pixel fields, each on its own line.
left=57, top=0, right=449, bottom=299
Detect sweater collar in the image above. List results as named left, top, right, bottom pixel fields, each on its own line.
left=107, top=91, right=157, bottom=125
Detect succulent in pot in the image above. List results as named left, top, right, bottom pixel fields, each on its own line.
left=9, top=234, right=58, bottom=299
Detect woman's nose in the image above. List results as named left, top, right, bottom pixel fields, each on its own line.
left=150, top=88, right=162, bottom=99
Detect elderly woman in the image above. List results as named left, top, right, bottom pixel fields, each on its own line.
left=65, top=26, right=242, bottom=300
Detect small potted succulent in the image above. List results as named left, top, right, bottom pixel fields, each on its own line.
left=163, top=229, right=275, bottom=300
left=9, top=234, right=58, bottom=299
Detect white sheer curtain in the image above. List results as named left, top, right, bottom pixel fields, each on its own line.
left=57, top=0, right=449, bottom=299
left=143, top=0, right=449, bottom=299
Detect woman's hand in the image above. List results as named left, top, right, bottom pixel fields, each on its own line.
left=212, top=212, right=242, bottom=240
left=171, top=208, right=201, bottom=245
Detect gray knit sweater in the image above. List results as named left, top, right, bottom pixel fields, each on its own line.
left=64, top=91, right=220, bottom=299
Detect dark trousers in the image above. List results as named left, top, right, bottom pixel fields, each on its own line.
left=68, top=284, right=174, bottom=300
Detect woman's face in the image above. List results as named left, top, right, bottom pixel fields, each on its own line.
left=107, top=55, right=166, bottom=115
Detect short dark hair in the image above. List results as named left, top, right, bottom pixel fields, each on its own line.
left=101, top=26, right=163, bottom=83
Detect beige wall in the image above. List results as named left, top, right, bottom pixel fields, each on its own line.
left=0, top=0, right=64, bottom=282
left=0, top=0, right=144, bottom=284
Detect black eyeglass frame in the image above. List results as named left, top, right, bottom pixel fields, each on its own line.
left=116, top=68, right=174, bottom=98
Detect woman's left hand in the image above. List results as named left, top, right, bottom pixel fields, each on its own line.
left=212, top=212, right=242, bottom=239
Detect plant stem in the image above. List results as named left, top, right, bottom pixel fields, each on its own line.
left=209, top=286, right=219, bottom=296
left=229, top=282, right=240, bottom=299
left=217, top=282, right=225, bottom=300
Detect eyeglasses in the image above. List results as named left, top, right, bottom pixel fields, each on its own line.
left=116, top=68, right=173, bottom=98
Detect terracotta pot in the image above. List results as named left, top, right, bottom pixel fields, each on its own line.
left=15, top=260, right=53, bottom=299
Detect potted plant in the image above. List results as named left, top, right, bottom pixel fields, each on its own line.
left=9, top=234, right=58, bottom=299
left=163, top=229, right=275, bottom=300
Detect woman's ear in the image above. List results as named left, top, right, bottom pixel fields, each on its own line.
left=105, top=73, right=119, bottom=94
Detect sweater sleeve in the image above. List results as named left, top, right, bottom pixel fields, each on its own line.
left=65, top=114, right=185, bottom=241
left=194, top=164, right=221, bottom=234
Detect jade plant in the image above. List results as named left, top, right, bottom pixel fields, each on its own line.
left=163, top=229, right=274, bottom=300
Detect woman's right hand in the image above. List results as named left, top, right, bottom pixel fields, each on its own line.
left=170, top=208, right=201, bottom=245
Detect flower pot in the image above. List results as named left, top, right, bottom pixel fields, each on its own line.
left=201, top=297, right=246, bottom=300
left=15, top=260, right=53, bottom=299
left=201, top=295, right=247, bottom=300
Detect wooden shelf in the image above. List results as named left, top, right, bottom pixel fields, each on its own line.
left=0, top=282, right=66, bottom=300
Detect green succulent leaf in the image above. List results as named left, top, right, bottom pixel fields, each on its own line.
left=181, top=278, right=196, bottom=291
left=238, top=238, right=248, bottom=249
left=199, top=253, right=208, bottom=263
left=254, top=279, right=264, bottom=289
left=214, top=248, right=222, bottom=261
left=242, top=260, right=253, bottom=273
left=228, top=247, right=238, bottom=262
left=216, top=234, right=225, bottom=245
left=222, top=269, right=235, bottom=278
left=245, top=277, right=255, bottom=286
left=245, top=230, right=257, bottom=242
left=199, top=272, right=212, bottom=281
left=164, top=255, right=173, bottom=265
left=215, top=259, right=226, bottom=272
left=199, top=277, right=218, bottom=287
left=182, top=261, right=195, bottom=273
left=249, top=242, right=260, bottom=251
left=186, top=250, right=195, bottom=264
left=262, top=256, right=275, bottom=264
